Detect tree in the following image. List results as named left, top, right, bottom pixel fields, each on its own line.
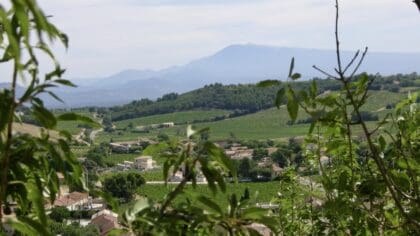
left=237, top=158, right=252, bottom=178
left=103, top=172, right=145, bottom=202
left=0, top=1, right=98, bottom=234
left=252, top=148, right=268, bottom=161
left=271, top=149, right=289, bottom=168
left=157, top=132, right=170, bottom=142
left=87, top=149, right=105, bottom=167
left=258, top=0, right=420, bottom=232
left=49, top=207, right=71, bottom=223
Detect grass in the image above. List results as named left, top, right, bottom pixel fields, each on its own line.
left=138, top=181, right=324, bottom=208
left=103, top=153, right=140, bottom=166
left=96, top=91, right=411, bottom=143
left=71, top=146, right=90, bottom=157
left=114, top=109, right=231, bottom=129
left=13, top=122, right=60, bottom=139
left=96, top=107, right=311, bottom=142
left=56, top=111, right=96, bottom=135
left=141, top=170, right=164, bottom=181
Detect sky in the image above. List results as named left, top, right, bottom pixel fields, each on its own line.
left=1, top=0, right=419, bottom=82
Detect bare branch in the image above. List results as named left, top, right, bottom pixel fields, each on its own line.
left=343, top=50, right=360, bottom=74
left=350, top=47, right=368, bottom=78
left=312, top=65, right=339, bottom=79
left=334, top=0, right=343, bottom=75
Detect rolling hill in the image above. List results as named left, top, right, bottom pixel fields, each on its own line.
left=45, top=44, right=420, bottom=108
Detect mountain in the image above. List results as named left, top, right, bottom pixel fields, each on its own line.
left=45, top=44, right=420, bottom=108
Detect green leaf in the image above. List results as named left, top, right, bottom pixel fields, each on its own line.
left=242, top=207, right=268, bottom=219
left=257, top=80, right=280, bottom=87
left=291, top=73, right=301, bottom=80
left=187, top=125, right=196, bottom=138
left=196, top=195, right=224, bottom=215
left=286, top=88, right=299, bottom=122
left=54, top=79, right=76, bottom=87
left=9, top=217, right=52, bottom=236
left=125, top=198, right=151, bottom=223
left=378, top=135, right=386, bottom=151
left=391, top=171, right=411, bottom=192
left=32, top=103, right=57, bottom=129
left=57, top=112, right=100, bottom=128
left=288, top=57, right=295, bottom=78
left=26, top=176, right=48, bottom=226
left=275, top=88, right=285, bottom=109
left=310, top=79, right=317, bottom=98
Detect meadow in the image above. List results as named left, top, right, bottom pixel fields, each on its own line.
left=96, top=90, right=407, bottom=143
left=138, top=181, right=324, bottom=208
left=114, top=109, right=231, bottom=129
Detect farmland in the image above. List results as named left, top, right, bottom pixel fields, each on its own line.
left=114, top=109, right=231, bottom=129
left=96, top=90, right=406, bottom=142
left=138, top=181, right=323, bottom=208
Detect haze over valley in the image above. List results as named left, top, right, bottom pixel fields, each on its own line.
left=46, top=44, right=420, bottom=108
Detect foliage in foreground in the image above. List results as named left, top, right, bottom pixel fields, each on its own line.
left=0, top=1, right=97, bottom=235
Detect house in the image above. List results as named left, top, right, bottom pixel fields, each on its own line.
left=271, top=164, right=283, bottom=178
left=224, top=146, right=254, bottom=160
left=134, top=156, right=155, bottom=170
left=266, top=147, right=278, bottom=155
left=257, top=157, right=271, bottom=168
left=90, top=209, right=120, bottom=236
left=53, top=192, right=90, bottom=210
left=214, top=141, right=228, bottom=148
left=168, top=170, right=183, bottom=182
left=115, top=161, right=134, bottom=171
left=161, top=122, right=175, bottom=128
left=109, top=142, right=129, bottom=153
left=123, top=161, right=134, bottom=167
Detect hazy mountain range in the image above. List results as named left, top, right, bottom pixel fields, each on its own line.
left=25, top=44, right=420, bottom=108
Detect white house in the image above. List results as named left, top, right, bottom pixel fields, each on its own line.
left=134, top=156, right=155, bottom=170
left=109, top=142, right=130, bottom=153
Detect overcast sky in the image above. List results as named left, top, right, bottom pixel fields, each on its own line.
left=1, top=0, right=419, bottom=82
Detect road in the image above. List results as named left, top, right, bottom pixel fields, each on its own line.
left=89, top=128, right=103, bottom=143
left=146, top=181, right=208, bottom=185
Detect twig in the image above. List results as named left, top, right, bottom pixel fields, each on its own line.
left=334, top=0, right=343, bottom=75
left=343, top=50, right=360, bottom=74
left=312, top=65, right=338, bottom=79
left=350, top=47, right=368, bottom=78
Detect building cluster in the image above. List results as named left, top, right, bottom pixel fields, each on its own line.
left=224, top=145, right=254, bottom=160
left=135, top=122, right=175, bottom=132
left=109, top=138, right=158, bottom=153
left=115, top=155, right=156, bottom=171
left=42, top=173, right=121, bottom=235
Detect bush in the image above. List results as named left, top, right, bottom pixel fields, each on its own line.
left=103, top=172, right=145, bottom=202
left=49, top=207, right=71, bottom=223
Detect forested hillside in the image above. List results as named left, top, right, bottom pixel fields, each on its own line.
left=104, top=73, right=420, bottom=121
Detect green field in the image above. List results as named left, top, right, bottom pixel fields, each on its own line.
left=103, top=153, right=140, bottom=166
left=114, top=109, right=231, bottom=129
left=138, top=181, right=323, bottom=208
left=101, top=90, right=408, bottom=141
left=56, top=111, right=96, bottom=135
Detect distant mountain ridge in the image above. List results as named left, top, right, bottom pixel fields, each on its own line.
left=45, top=44, right=420, bottom=108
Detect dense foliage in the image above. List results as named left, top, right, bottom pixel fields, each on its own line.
left=0, top=1, right=97, bottom=234
left=106, top=74, right=420, bottom=122
left=257, top=1, right=420, bottom=232
left=103, top=172, right=145, bottom=202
